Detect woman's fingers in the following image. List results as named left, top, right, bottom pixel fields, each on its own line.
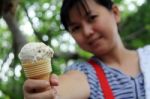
left=25, top=88, right=57, bottom=99
left=23, top=74, right=60, bottom=99
left=50, top=74, right=59, bottom=86
left=23, top=79, right=50, bottom=93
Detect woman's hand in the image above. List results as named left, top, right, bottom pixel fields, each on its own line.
left=23, top=74, right=59, bottom=99
left=23, top=71, right=90, bottom=99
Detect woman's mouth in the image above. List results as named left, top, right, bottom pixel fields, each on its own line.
left=88, top=36, right=102, bottom=47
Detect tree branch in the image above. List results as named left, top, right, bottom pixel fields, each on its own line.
left=23, top=6, right=44, bottom=42
left=3, top=12, right=27, bottom=56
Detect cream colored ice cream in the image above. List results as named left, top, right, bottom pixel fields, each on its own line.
left=18, top=42, right=54, bottom=80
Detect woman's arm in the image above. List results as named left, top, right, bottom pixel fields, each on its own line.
left=23, top=70, right=90, bottom=99
left=57, top=70, right=90, bottom=99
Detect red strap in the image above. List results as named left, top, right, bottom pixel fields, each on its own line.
left=88, top=59, right=115, bottom=99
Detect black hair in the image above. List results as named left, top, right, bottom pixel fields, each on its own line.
left=60, top=0, right=114, bottom=31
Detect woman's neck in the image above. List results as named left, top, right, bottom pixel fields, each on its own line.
left=97, top=45, right=137, bottom=67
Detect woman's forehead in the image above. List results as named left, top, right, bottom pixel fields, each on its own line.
left=69, top=0, right=98, bottom=16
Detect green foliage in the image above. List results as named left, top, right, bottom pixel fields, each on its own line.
left=120, top=1, right=150, bottom=49
left=52, top=62, right=62, bottom=75
left=0, top=25, right=12, bottom=59
left=0, top=70, right=25, bottom=99
left=114, top=0, right=122, bottom=4
left=76, top=46, right=93, bottom=60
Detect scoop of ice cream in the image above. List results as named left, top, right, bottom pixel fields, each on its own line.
left=18, top=42, right=54, bottom=62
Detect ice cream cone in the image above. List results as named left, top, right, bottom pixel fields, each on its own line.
left=22, top=59, right=52, bottom=80
left=18, top=42, right=54, bottom=80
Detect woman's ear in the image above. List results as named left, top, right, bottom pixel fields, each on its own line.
left=112, top=5, right=120, bottom=24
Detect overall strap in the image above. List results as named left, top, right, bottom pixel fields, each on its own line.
left=88, top=59, right=115, bottom=99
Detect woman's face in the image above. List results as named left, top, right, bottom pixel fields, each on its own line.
left=68, top=0, right=120, bottom=56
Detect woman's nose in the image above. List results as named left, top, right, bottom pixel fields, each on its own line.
left=82, top=23, right=94, bottom=37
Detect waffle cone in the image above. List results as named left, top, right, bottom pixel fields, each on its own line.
left=22, top=59, right=52, bottom=80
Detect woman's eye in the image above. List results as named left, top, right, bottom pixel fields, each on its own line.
left=88, top=15, right=98, bottom=22
left=70, top=26, right=81, bottom=33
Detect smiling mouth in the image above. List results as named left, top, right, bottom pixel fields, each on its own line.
left=88, top=36, right=102, bottom=46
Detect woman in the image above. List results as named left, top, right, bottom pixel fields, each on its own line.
left=23, top=0, right=150, bottom=98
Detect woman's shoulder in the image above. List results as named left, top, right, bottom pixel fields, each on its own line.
left=65, top=60, right=93, bottom=73
left=64, top=59, right=102, bottom=98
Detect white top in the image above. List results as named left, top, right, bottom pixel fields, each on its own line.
left=138, top=45, right=150, bottom=99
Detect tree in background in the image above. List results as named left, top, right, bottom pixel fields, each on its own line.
left=0, top=0, right=150, bottom=98
left=120, top=0, right=150, bottom=48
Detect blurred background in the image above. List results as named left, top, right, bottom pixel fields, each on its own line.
left=0, top=0, right=150, bottom=98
